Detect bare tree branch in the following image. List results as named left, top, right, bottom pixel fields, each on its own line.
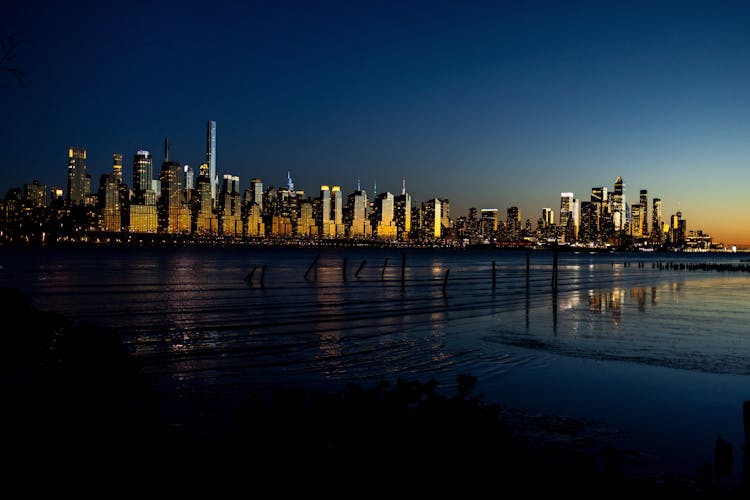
left=0, top=32, right=25, bottom=86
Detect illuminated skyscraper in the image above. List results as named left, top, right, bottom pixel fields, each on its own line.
left=250, top=178, right=263, bottom=210
left=158, top=160, right=182, bottom=234
left=579, top=202, right=597, bottom=243
left=422, top=199, right=442, bottom=239
left=67, top=147, right=87, bottom=205
left=394, top=178, right=411, bottom=239
left=373, top=192, right=397, bottom=239
left=320, top=185, right=332, bottom=236
left=112, top=153, right=123, bottom=183
left=332, top=185, right=344, bottom=236
left=652, top=198, right=663, bottom=243
left=195, top=163, right=217, bottom=234
left=630, top=203, right=643, bottom=237
left=507, top=206, right=520, bottom=238
left=541, top=208, right=554, bottom=227
left=346, top=189, right=371, bottom=237
left=184, top=165, right=194, bottom=191
left=612, top=177, right=626, bottom=230
left=480, top=208, right=498, bottom=238
left=591, top=186, right=608, bottom=219
left=101, top=154, right=124, bottom=232
left=219, top=174, right=242, bottom=236
left=133, top=150, right=153, bottom=204
left=207, top=120, right=217, bottom=206
left=639, top=190, right=648, bottom=235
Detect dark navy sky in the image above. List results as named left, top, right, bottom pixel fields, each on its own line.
left=2, top=0, right=749, bottom=243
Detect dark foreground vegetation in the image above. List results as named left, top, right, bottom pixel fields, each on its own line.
left=0, top=287, right=744, bottom=498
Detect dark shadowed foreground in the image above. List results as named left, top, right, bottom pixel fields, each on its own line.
left=0, top=288, right=742, bottom=498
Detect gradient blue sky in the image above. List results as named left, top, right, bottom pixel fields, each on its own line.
left=2, top=0, right=748, bottom=244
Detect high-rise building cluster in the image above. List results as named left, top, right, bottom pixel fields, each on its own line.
left=0, top=122, right=714, bottom=249
left=453, top=176, right=712, bottom=250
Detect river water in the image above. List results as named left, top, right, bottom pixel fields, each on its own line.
left=2, top=246, right=749, bottom=479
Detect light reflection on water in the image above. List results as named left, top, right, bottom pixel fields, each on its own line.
left=3, top=246, right=750, bottom=478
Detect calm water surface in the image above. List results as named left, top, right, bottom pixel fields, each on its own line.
left=2, top=246, right=749, bottom=477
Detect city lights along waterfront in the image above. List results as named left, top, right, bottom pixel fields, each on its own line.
left=0, top=120, right=735, bottom=251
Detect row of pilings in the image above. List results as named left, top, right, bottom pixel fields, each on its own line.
left=244, top=252, right=750, bottom=291
left=248, top=249, right=547, bottom=294
left=652, top=261, right=750, bottom=273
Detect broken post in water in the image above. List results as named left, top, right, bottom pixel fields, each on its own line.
left=492, top=260, right=496, bottom=290
left=552, top=246, right=559, bottom=289
left=355, top=259, right=367, bottom=278
left=244, top=265, right=258, bottom=285
left=260, top=265, right=266, bottom=288
left=304, top=254, right=320, bottom=281
left=443, top=268, right=450, bottom=295
left=381, top=258, right=389, bottom=281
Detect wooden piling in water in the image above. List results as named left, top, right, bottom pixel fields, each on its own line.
left=355, top=259, right=367, bottom=278
left=401, top=253, right=406, bottom=290
left=443, top=268, right=450, bottom=295
left=260, top=265, right=266, bottom=288
left=343, top=258, right=348, bottom=282
left=304, top=254, right=320, bottom=281
left=526, top=249, right=530, bottom=277
left=551, top=247, right=558, bottom=288
left=381, top=258, right=389, bottom=280
left=244, top=265, right=258, bottom=285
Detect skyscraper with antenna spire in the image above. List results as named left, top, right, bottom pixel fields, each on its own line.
left=395, top=177, right=411, bottom=239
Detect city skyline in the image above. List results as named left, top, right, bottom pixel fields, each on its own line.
left=0, top=132, right=717, bottom=251
left=2, top=1, right=748, bottom=245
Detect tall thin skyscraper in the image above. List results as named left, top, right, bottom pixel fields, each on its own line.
left=112, top=153, right=123, bottom=183
left=133, top=150, right=153, bottom=203
left=67, top=147, right=87, bottom=205
left=612, top=176, right=626, bottom=230
left=639, top=189, right=648, bottom=235
left=158, top=160, right=182, bottom=233
left=652, top=198, right=663, bottom=243
left=207, top=120, right=217, bottom=206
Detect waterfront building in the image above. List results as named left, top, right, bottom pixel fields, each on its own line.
left=559, top=192, right=574, bottom=242
left=132, top=150, right=153, bottom=204
left=652, top=198, right=663, bottom=244
left=207, top=120, right=218, bottom=207
left=195, top=163, right=217, bottom=234
left=67, top=147, right=88, bottom=205
left=394, top=179, right=411, bottom=239
left=373, top=192, right=397, bottom=239
left=297, top=200, right=317, bottom=237
left=101, top=154, right=123, bottom=232
left=157, top=143, right=183, bottom=233
left=23, top=180, right=47, bottom=208
left=506, top=206, right=520, bottom=239
left=630, top=203, right=643, bottom=238
left=184, top=165, right=194, bottom=191
left=579, top=201, right=597, bottom=244
left=219, top=174, right=242, bottom=236
left=612, top=176, right=626, bottom=231
left=346, top=189, right=371, bottom=238
left=320, top=185, right=332, bottom=236
left=245, top=203, right=265, bottom=236
left=640, top=190, right=648, bottom=236
left=422, top=198, right=442, bottom=239
left=480, top=208, right=498, bottom=238
left=541, top=207, right=554, bottom=227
